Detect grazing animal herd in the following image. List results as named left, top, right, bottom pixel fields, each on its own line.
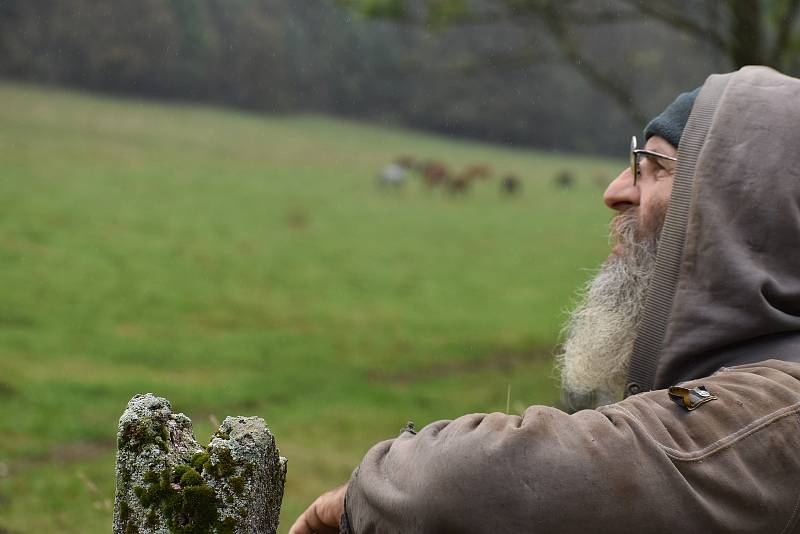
left=377, top=157, right=520, bottom=195
left=376, top=156, right=607, bottom=195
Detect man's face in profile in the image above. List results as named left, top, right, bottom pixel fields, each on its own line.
left=556, top=136, right=676, bottom=410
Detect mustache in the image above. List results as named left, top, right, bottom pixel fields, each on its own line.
left=609, top=208, right=642, bottom=249
left=609, top=203, right=667, bottom=252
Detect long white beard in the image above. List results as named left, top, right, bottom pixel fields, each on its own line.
left=556, top=208, right=660, bottom=411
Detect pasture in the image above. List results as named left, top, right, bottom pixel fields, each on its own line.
left=0, top=82, right=619, bottom=533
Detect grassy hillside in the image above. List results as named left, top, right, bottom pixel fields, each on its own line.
left=0, top=81, right=619, bottom=532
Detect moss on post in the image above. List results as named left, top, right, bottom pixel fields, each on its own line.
left=113, top=394, right=287, bottom=534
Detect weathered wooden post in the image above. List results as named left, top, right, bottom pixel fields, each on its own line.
left=113, top=393, right=287, bottom=534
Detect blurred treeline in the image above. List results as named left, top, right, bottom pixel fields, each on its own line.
left=0, top=0, right=727, bottom=154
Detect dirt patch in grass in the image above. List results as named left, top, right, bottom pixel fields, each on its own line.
left=12, top=438, right=116, bottom=474
left=0, top=312, right=35, bottom=329
left=45, top=439, right=116, bottom=464
left=0, top=382, right=16, bottom=398
left=285, top=208, right=310, bottom=230
left=369, top=345, right=554, bottom=384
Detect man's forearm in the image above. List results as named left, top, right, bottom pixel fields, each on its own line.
left=342, top=360, right=800, bottom=533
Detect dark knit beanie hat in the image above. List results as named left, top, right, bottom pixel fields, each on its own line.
left=643, top=87, right=701, bottom=148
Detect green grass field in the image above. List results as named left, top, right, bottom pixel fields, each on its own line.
left=0, top=81, right=620, bottom=533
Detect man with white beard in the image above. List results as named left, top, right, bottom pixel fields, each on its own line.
left=291, top=67, right=800, bottom=534
left=557, top=135, right=673, bottom=411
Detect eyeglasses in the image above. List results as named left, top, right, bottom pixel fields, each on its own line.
left=630, top=136, right=677, bottom=186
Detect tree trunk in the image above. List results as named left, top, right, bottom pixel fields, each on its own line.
left=728, top=0, right=763, bottom=67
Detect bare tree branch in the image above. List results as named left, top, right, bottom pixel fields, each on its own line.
left=344, top=0, right=800, bottom=124
left=355, top=2, right=640, bottom=29
left=539, top=2, right=648, bottom=125
left=565, top=11, right=642, bottom=25
left=618, top=0, right=728, bottom=54
left=432, top=9, right=642, bottom=27
left=450, top=49, right=556, bottom=74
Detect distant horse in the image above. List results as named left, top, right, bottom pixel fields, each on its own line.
left=501, top=174, right=521, bottom=195
left=396, top=155, right=416, bottom=170
left=420, top=161, right=449, bottom=188
left=554, top=170, right=575, bottom=189
left=376, top=162, right=407, bottom=189
left=464, top=163, right=493, bottom=180
left=446, top=173, right=472, bottom=195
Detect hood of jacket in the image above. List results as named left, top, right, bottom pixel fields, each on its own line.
left=625, top=66, right=800, bottom=396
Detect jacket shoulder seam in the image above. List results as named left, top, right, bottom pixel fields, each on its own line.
left=611, top=401, right=800, bottom=462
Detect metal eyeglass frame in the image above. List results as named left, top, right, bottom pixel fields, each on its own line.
left=630, top=136, right=677, bottom=186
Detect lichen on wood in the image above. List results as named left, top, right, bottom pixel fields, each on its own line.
left=113, top=393, right=287, bottom=534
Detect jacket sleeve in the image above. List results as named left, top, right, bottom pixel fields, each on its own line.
left=341, top=360, right=800, bottom=534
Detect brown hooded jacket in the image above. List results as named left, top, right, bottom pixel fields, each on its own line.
left=341, top=67, right=800, bottom=533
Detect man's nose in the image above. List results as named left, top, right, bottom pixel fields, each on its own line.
left=603, top=167, right=639, bottom=211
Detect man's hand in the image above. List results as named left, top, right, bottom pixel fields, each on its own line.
left=288, top=484, right=347, bottom=534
